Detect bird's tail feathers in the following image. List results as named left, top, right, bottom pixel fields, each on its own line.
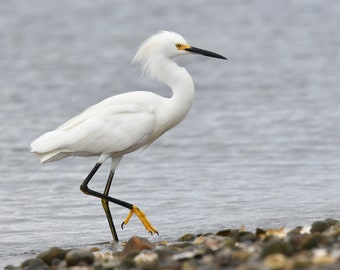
left=33, top=151, right=71, bottom=163
left=30, top=130, right=71, bottom=163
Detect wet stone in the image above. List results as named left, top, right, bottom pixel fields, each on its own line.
left=203, top=235, right=226, bottom=251
left=324, top=218, right=340, bottom=227
left=65, top=249, right=95, bottom=266
left=292, top=253, right=313, bottom=269
left=261, top=239, right=293, bottom=258
left=4, top=266, right=20, bottom=270
left=178, top=233, right=196, bottom=242
left=201, top=232, right=214, bottom=237
left=193, top=236, right=206, bottom=245
left=216, top=229, right=231, bottom=237
left=312, top=253, right=336, bottom=267
left=169, top=241, right=195, bottom=250
left=233, top=231, right=258, bottom=243
left=235, top=262, right=264, bottom=270
left=7, top=219, right=340, bottom=270
left=311, top=220, right=330, bottom=233
left=121, top=253, right=137, bottom=269
left=172, top=249, right=204, bottom=261
left=255, top=228, right=266, bottom=239
left=51, top=258, right=63, bottom=268
left=21, top=258, right=49, bottom=270
left=287, top=232, right=304, bottom=250
left=121, top=236, right=155, bottom=256
left=37, top=246, right=68, bottom=265
left=263, top=253, right=288, bottom=270
left=264, top=227, right=286, bottom=239
left=300, top=233, right=329, bottom=250
left=133, top=250, right=159, bottom=267
left=287, top=226, right=304, bottom=236
left=230, top=249, right=252, bottom=264
left=331, top=226, right=340, bottom=240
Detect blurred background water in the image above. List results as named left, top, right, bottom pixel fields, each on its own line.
left=1, top=0, right=340, bottom=267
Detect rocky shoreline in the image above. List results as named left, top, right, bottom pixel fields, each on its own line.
left=5, top=219, right=340, bottom=270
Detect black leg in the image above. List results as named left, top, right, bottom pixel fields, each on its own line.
left=80, top=162, right=133, bottom=242
left=80, top=163, right=133, bottom=209
left=80, top=162, right=158, bottom=239
left=101, top=170, right=119, bottom=242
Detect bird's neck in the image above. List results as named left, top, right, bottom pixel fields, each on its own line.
left=154, top=56, right=195, bottom=129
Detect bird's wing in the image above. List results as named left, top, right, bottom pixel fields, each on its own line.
left=31, top=104, right=157, bottom=159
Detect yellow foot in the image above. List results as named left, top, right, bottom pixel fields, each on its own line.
left=121, top=205, right=159, bottom=236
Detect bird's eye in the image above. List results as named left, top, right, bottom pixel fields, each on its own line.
left=175, top=43, right=182, bottom=49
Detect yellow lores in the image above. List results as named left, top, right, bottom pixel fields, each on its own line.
left=175, top=43, right=191, bottom=50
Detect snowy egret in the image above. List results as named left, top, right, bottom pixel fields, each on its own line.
left=31, top=31, right=226, bottom=242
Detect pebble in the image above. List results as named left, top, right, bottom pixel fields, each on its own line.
left=233, top=231, right=257, bottom=243
left=203, top=235, right=226, bottom=251
left=20, top=258, right=49, bottom=270
left=37, top=247, right=68, bottom=265
left=121, top=235, right=155, bottom=256
left=311, top=220, right=330, bottom=233
left=65, top=249, right=95, bottom=266
left=261, top=239, right=293, bottom=258
left=300, top=232, right=329, bottom=250
left=178, top=233, right=196, bottom=242
left=263, top=253, right=288, bottom=269
left=133, top=250, right=158, bottom=266
left=6, top=218, right=340, bottom=270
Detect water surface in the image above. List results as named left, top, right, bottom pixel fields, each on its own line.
left=1, top=0, right=340, bottom=267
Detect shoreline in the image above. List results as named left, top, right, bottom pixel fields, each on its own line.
left=5, top=218, right=340, bottom=270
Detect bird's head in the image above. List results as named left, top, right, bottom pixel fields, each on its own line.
left=132, top=31, right=226, bottom=79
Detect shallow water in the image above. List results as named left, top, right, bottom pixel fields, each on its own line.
left=1, top=0, right=340, bottom=267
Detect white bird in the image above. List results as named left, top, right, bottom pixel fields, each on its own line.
left=31, top=31, right=226, bottom=242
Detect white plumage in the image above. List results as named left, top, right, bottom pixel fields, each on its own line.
left=30, top=31, right=226, bottom=241
left=31, top=32, right=195, bottom=164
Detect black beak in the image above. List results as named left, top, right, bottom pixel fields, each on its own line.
left=185, top=46, right=227, bottom=60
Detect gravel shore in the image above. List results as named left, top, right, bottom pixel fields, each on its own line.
left=5, top=218, right=340, bottom=270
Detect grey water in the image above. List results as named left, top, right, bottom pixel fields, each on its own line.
left=1, top=0, right=340, bottom=267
